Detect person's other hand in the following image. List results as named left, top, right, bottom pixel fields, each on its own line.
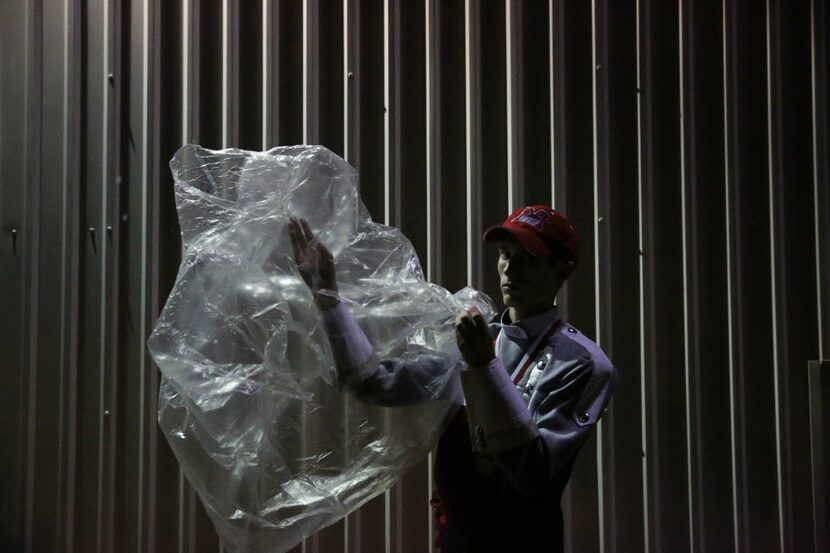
left=288, top=217, right=339, bottom=309
left=455, top=307, right=495, bottom=368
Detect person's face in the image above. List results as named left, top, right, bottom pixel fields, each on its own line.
left=496, top=237, right=559, bottom=314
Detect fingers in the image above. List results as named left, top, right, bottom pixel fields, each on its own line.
left=288, top=218, right=304, bottom=259
left=455, top=308, right=487, bottom=337
left=298, top=218, right=316, bottom=247
left=467, top=307, right=487, bottom=329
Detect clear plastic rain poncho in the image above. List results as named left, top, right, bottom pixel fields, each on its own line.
left=149, top=145, right=495, bottom=553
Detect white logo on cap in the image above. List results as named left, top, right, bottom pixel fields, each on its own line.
left=512, top=207, right=551, bottom=230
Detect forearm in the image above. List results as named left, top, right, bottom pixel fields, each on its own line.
left=321, top=301, right=460, bottom=406
left=321, top=301, right=378, bottom=386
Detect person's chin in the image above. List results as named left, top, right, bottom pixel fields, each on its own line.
left=501, top=290, right=520, bottom=307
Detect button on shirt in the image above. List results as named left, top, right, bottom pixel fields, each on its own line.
left=492, top=308, right=560, bottom=378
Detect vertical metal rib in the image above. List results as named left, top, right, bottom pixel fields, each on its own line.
left=591, top=1, right=608, bottom=549
left=222, top=0, right=228, bottom=147
left=261, top=0, right=268, bottom=149
left=59, top=0, right=72, bottom=547
left=810, top=0, right=824, bottom=361
left=505, top=0, right=515, bottom=212
left=96, top=1, right=111, bottom=550
left=384, top=0, right=391, bottom=225
left=548, top=0, right=556, bottom=204
left=721, top=1, right=741, bottom=550
left=677, top=1, right=695, bottom=550
left=182, top=0, right=189, bottom=145
left=424, top=1, right=436, bottom=548
left=464, top=0, right=478, bottom=286
left=634, top=0, right=650, bottom=550
left=302, top=0, right=320, bottom=145
left=136, top=0, right=147, bottom=548
left=763, top=1, right=786, bottom=550
left=64, top=5, right=81, bottom=550
left=23, top=2, right=42, bottom=552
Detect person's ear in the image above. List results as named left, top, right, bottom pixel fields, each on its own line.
left=553, top=259, right=575, bottom=280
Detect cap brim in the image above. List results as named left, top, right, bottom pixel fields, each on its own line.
left=483, top=225, right=550, bottom=257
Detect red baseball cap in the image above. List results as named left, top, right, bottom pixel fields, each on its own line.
left=483, top=205, right=579, bottom=264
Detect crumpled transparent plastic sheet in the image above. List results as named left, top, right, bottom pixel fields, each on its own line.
left=149, top=144, right=495, bottom=553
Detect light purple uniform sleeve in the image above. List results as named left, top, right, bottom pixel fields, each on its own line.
left=321, top=302, right=377, bottom=386
left=321, top=302, right=461, bottom=406
left=461, top=328, right=618, bottom=495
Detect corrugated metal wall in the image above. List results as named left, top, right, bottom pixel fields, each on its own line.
left=1, top=0, right=828, bottom=552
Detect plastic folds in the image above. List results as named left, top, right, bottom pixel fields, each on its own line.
left=149, top=145, right=494, bottom=553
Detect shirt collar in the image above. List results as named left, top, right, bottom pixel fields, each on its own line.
left=497, top=306, right=561, bottom=343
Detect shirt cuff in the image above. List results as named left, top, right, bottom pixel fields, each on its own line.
left=460, top=357, right=539, bottom=453
left=321, top=302, right=377, bottom=385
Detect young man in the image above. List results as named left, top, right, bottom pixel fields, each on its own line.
left=288, top=206, right=617, bottom=553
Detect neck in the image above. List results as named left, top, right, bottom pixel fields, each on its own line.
left=508, top=303, right=554, bottom=323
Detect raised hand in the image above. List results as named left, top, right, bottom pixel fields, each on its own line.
left=288, top=217, right=339, bottom=309
left=455, top=307, right=495, bottom=368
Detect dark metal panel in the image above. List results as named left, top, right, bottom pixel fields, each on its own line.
left=344, top=3, right=390, bottom=553
left=596, top=0, right=644, bottom=551
left=225, top=0, right=240, bottom=148
left=275, top=0, right=304, bottom=147
left=475, top=0, right=508, bottom=303
left=63, top=4, right=84, bottom=551
left=679, top=1, right=734, bottom=551
left=305, top=39, right=351, bottom=548
left=344, top=0, right=361, bottom=166
left=815, top=0, right=830, bottom=361
left=152, top=1, right=194, bottom=552
left=197, top=0, right=224, bottom=149
left=166, top=1, right=221, bottom=550
left=549, top=2, right=601, bottom=552
left=433, top=0, right=468, bottom=292
left=341, top=3, right=385, bottom=553
left=302, top=6, right=349, bottom=553
left=638, top=1, right=691, bottom=552
left=353, top=0, right=385, bottom=225
left=315, top=0, right=344, bottom=156
left=303, top=0, right=320, bottom=145
left=385, top=4, right=432, bottom=551
left=808, top=361, right=830, bottom=553
left=506, top=0, right=524, bottom=209
left=465, top=0, right=481, bottom=287
left=724, top=1, right=781, bottom=551
left=517, top=0, right=552, bottom=209
left=19, top=2, right=46, bottom=553
left=389, top=0, right=428, bottom=264
left=766, top=2, right=821, bottom=552
left=811, top=0, right=829, bottom=358
left=592, top=4, right=612, bottom=553
left=74, top=1, right=113, bottom=551
left=593, top=1, right=645, bottom=551
left=236, top=0, right=263, bottom=150
left=156, top=0, right=190, bottom=549
left=425, top=0, right=440, bottom=281
left=0, top=2, right=30, bottom=549
left=101, top=0, right=124, bottom=549
left=122, top=0, right=154, bottom=550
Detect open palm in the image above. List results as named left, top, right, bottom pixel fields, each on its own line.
left=288, top=218, right=338, bottom=306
